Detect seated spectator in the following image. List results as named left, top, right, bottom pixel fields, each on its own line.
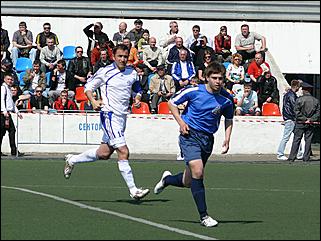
left=123, top=37, right=139, bottom=67
left=1, top=20, right=11, bottom=61
left=235, top=24, right=267, bottom=64
left=11, top=85, right=25, bottom=110
left=235, top=82, right=261, bottom=116
left=225, top=53, right=245, bottom=91
left=22, top=59, right=47, bottom=97
left=49, top=59, right=75, bottom=106
left=53, top=89, right=78, bottom=111
left=90, top=40, right=113, bottom=67
left=39, top=36, right=62, bottom=73
left=135, top=63, right=149, bottom=103
left=137, top=29, right=150, bottom=60
left=11, top=21, right=37, bottom=69
left=1, top=59, right=18, bottom=86
left=167, top=37, right=192, bottom=73
left=190, top=35, right=215, bottom=70
left=83, top=22, right=110, bottom=58
left=198, top=50, right=213, bottom=84
left=29, top=85, right=50, bottom=113
left=257, top=71, right=280, bottom=109
left=130, top=19, right=146, bottom=48
left=93, top=48, right=112, bottom=73
left=67, top=46, right=92, bottom=86
left=185, top=25, right=202, bottom=49
left=171, top=49, right=196, bottom=92
left=214, top=25, right=232, bottom=62
left=247, top=51, right=270, bottom=91
left=149, top=64, right=175, bottom=114
left=142, top=37, right=164, bottom=75
left=35, top=22, right=59, bottom=60
left=112, top=22, right=135, bottom=46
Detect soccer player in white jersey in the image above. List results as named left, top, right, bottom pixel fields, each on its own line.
left=154, top=62, right=234, bottom=227
left=63, top=44, right=149, bottom=200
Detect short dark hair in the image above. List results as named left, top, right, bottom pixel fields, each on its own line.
left=241, top=24, right=249, bottom=29
left=192, top=25, right=200, bottom=30
left=57, top=59, right=66, bottom=67
left=33, top=59, right=41, bottom=66
left=134, top=19, right=143, bottom=25
left=244, top=82, right=252, bottom=88
left=204, top=61, right=226, bottom=77
left=19, top=21, right=26, bottom=27
left=113, top=44, right=129, bottom=55
left=75, top=46, right=83, bottom=52
left=43, top=22, right=51, bottom=27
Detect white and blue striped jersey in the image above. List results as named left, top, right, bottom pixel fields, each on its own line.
left=170, top=84, right=234, bottom=135
left=85, top=63, right=142, bottom=116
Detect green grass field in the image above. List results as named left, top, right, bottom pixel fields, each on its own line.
left=1, top=159, right=320, bottom=240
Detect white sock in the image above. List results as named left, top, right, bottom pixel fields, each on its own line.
left=118, top=160, right=137, bottom=194
left=69, top=148, right=98, bottom=165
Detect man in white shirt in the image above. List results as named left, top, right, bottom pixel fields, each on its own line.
left=63, top=44, right=149, bottom=200
left=1, top=73, right=23, bottom=156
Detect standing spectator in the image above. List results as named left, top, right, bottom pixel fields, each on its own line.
left=225, top=53, right=245, bottom=91
left=190, top=35, right=215, bottom=70
left=53, top=89, right=78, bottom=111
left=171, top=49, right=196, bottom=92
left=49, top=59, right=75, bottom=105
left=1, top=73, right=24, bottom=157
left=112, top=22, right=135, bottom=46
left=257, top=71, right=279, bottom=109
left=142, top=37, right=164, bottom=74
left=154, top=62, right=234, bottom=227
left=288, top=82, right=320, bottom=162
left=35, top=22, right=59, bottom=60
left=39, top=37, right=62, bottom=73
left=247, top=52, right=270, bottom=91
left=11, top=21, right=37, bottom=69
left=83, top=22, right=109, bottom=58
left=277, top=79, right=304, bottom=161
left=123, top=37, right=139, bottom=67
left=22, top=59, right=47, bottom=97
left=29, top=85, right=50, bottom=113
left=63, top=44, right=149, bottom=200
left=214, top=25, right=232, bottom=63
left=1, top=20, right=11, bottom=61
left=149, top=64, right=175, bottom=114
left=67, top=46, right=92, bottom=86
left=198, top=50, right=213, bottom=83
left=235, top=24, right=267, bottom=64
left=129, top=19, right=145, bottom=48
left=235, top=82, right=261, bottom=116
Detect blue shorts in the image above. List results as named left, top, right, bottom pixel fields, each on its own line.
left=179, top=127, right=214, bottom=165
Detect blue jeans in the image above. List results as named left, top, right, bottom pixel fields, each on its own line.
left=277, top=120, right=303, bottom=157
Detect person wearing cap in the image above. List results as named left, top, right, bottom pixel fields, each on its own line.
left=130, top=19, right=146, bottom=48
left=1, top=59, right=18, bottom=86
left=1, top=73, right=24, bottom=157
left=149, top=64, right=175, bottom=114
left=214, top=26, right=232, bottom=62
left=11, top=21, right=37, bottom=69
left=83, top=22, right=110, bottom=58
left=288, top=82, right=320, bottom=162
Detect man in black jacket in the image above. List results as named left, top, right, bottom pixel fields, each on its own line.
left=288, top=82, right=320, bottom=162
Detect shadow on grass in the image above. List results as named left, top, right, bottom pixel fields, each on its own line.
left=170, top=219, right=263, bottom=225
left=73, top=198, right=171, bottom=205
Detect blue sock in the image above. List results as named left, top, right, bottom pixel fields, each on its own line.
left=191, top=178, right=208, bottom=219
left=164, top=172, right=184, bottom=187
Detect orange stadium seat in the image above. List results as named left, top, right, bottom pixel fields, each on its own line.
left=75, top=86, right=88, bottom=103
left=262, top=102, right=281, bottom=116
left=157, top=102, right=172, bottom=114
left=131, top=102, right=151, bottom=114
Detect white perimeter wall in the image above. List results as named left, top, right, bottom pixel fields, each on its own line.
left=2, top=16, right=320, bottom=74
left=2, top=113, right=293, bottom=155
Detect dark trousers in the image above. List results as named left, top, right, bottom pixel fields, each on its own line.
left=237, top=50, right=256, bottom=64
left=288, top=124, right=314, bottom=162
left=1, top=113, right=17, bottom=155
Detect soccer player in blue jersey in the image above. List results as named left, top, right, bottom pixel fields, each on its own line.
left=63, top=44, right=149, bottom=200
left=154, top=61, right=234, bottom=227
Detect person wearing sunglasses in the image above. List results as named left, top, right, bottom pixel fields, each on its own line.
left=35, top=22, right=59, bottom=60
left=226, top=53, right=245, bottom=91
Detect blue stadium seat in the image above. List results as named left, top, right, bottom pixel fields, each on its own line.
left=15, top=57, right=33, bottom=73
left=46, top=72, right=51, bottom=87
left=18, top=71, right=27, bottom=87
left=63, top=46, right=76, bottom=60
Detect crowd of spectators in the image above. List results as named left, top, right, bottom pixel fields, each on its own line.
left=1, top=19, right=282, bottom=115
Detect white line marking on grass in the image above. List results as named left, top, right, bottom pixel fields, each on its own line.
left=1, top=186, right=217, bottom=240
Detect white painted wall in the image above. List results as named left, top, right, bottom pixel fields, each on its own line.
left=2, top=113, right=291, bottom=155
left=2, top=16, right=320, bottom=74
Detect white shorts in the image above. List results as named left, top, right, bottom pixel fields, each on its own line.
left=100, top=111, right=127, bottom=148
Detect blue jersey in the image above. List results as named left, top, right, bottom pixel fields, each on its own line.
left=170, top=84, right=234, bottom=135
